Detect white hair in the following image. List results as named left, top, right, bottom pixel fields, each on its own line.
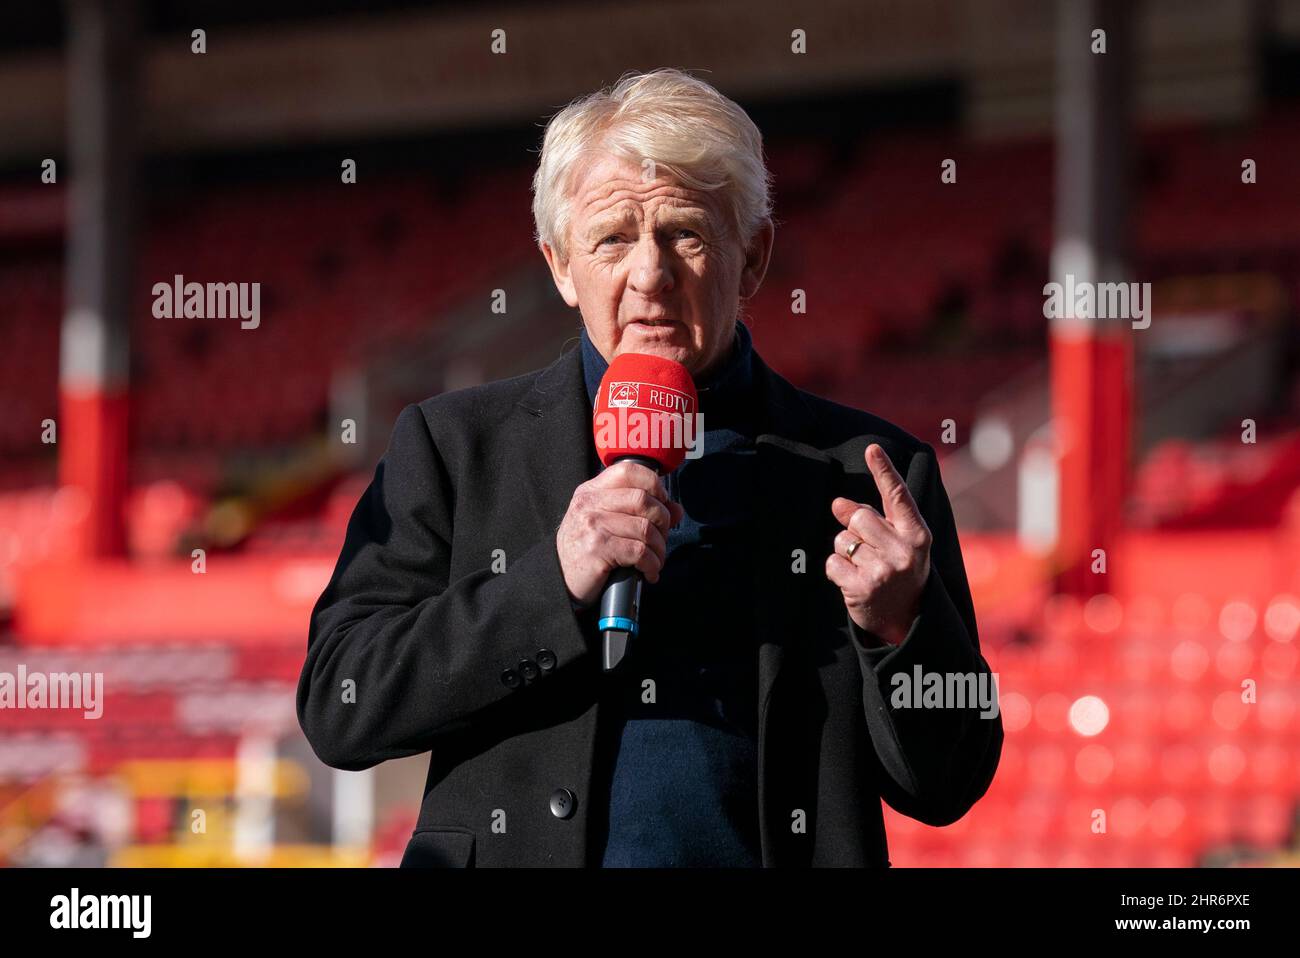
left=531, top=68, right=773, bottom=262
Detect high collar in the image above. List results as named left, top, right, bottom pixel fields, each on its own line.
left=580, top=321, right=757, bottom=430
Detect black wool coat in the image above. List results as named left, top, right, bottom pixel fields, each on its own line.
left=296, top=341, right=1003, bottom=867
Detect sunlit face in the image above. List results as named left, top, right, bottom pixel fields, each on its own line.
left=540, top=151, right=773, bottom=380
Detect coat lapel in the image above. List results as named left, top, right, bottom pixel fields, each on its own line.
left=512, top=343, right=605, bottom=865
left=514, top=343, right=604, bottom=532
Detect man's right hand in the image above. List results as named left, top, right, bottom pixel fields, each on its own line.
left=555, top=460, right=685, bottom=608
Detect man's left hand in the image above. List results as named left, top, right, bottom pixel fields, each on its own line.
left=825, top=443, right=932, bottom=646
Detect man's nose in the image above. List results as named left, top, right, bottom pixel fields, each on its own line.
left=627, top=233, right=673, bottom=295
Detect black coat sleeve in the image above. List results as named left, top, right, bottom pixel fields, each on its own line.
left=296, top=403, right=595, bottom=771
left=845, top=441, right=1003, bottom=826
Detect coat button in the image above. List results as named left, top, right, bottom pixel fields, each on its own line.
left=549, top=787, right=577, bottom=819
left=535, top=648, right=557, bottom=671
left=518, top=659, right=540, bottom=682
left=500, top=668, right=521, bottom=688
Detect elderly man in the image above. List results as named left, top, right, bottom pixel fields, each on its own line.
left=297, top=68, right=1002, bottom=867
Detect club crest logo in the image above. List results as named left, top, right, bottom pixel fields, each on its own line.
left=608, top=381, right=640, bottom=408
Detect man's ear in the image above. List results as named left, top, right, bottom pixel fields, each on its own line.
left=540, top=241, right=580, bottom=308
left=738, top=217, right=775, bottom=300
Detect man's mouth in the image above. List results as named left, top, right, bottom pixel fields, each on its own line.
left=631, top=319, right=676, bottom=327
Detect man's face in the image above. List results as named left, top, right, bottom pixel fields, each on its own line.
left=541, top=152, right=772, bottom=379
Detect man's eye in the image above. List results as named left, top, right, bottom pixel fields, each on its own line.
left=675, top=229, right=701, bottom=241
left=599, top=235, right=623, bottom=246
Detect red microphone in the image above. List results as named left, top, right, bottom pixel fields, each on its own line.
left=591, top=353, right=698, bottom=670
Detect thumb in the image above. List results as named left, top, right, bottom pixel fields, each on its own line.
left=831, top=496, right=861, bottom=527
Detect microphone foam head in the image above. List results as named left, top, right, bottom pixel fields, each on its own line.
left=593, top=352, right=698, bottom=472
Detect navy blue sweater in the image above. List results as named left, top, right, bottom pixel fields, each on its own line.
left=582, top=321, right=764, bottom=867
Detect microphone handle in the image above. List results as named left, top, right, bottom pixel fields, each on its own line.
left=599, top=566, right=642, bottom=671
left=599, top=455, right=661, bottom=671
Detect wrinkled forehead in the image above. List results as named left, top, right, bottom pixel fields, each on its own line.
left=567, top=151, right=723, bottom=225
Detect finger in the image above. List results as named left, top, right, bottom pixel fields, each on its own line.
left=667, top=499, right=685, bottom=527
left=827, top=550, right=889, bottom=603
left=597, top=510, right=668, bottom=561
left=606, top=534, right=664, bottom=581
left=591, top=463, right=674, bottom=520
left=600, top=459, right=668, bottom=498
left=599, top=487, right=675, bottom=536
left=866, top=443, right=922, bottom=529
left=824, top=552, right=862, bottom=590
left=833, top=528, right=879, bottom=562
left=831, top=496, right=891, bottom=547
